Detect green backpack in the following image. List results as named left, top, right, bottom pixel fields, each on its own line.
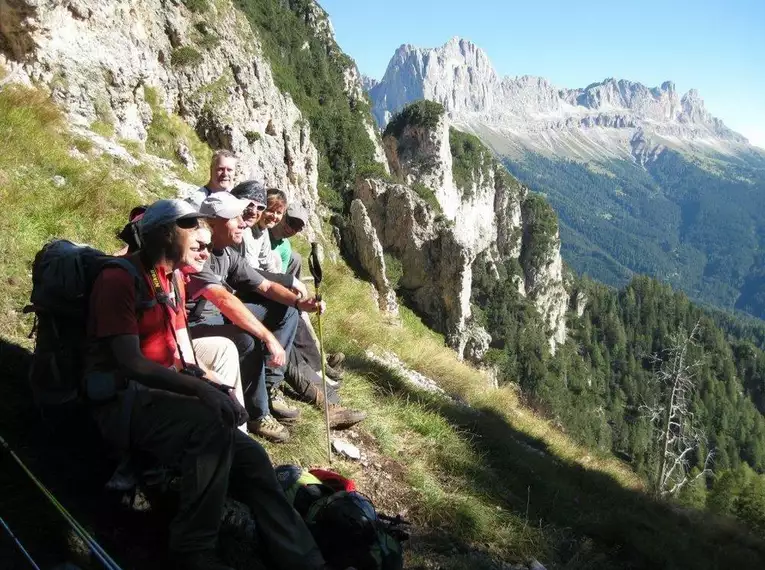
left=275, top=465, right=408, bottom=570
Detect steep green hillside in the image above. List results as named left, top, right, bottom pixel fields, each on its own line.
left=502, top=148, right=765, bottom=320
left=233, top=0, right=385, bottom=209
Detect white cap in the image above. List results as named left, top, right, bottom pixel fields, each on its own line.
left=199, top=192, right=253, bottom=219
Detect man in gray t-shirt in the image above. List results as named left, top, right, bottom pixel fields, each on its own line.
left=186, top=193, right=322, bottom=443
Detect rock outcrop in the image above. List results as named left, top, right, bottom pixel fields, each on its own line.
left=367, top=36, right=751, bottom=162
left=345, top=199, right=399, bottom=316
left=350, top=104, right=570, bottom=355
left=0, top=0, right=319, bottom=210
left=349, top=178, right=473, bottom=351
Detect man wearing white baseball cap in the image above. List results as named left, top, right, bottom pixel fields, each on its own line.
left=186, top=192, right=324, bottom=443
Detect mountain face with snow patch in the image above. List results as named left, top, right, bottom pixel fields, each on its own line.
left=367, top=37, right=765, bottom=320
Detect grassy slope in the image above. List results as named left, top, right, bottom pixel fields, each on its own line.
left=1, top=81, right=765, bottom=569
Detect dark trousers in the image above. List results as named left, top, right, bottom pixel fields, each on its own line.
left=189, top=299, right=298, bottom=420
left=240, top=297, right=299, bottom=395
left=286, top=251, right=302, bottom=278
left=92, top=388, right=324, bottom=569
left=284, top=319, right=338, bottom=404
left=293, top=314, right=323, bottom=372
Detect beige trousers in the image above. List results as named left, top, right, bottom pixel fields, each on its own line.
left=192, top=336, right=247, bottom=434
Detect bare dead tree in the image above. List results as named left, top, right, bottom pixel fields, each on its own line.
left=639, top=321, right=715, bottom=498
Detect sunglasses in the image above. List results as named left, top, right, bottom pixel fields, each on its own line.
left=191, top=240, right=214, bottom=253
left=176, top=217, right=201, bottom=229
left=244, top=203, right=267, bottom=215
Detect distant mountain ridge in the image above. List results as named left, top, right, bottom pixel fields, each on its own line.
left=368, top=36, right=749, bottom=163
left=366, top=37, right=765, bottom=320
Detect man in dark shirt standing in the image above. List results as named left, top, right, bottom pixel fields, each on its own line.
left=187, top=192, right=323, bottom=442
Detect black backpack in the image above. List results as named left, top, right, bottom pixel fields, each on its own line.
left=275, top=465, right=408, bottom=570
left=24, top=240, right=152, bottom=411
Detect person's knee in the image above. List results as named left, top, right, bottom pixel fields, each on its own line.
left=189, top=402, right=234, bottom=449
left=233, top=431, right=273, bottom=470
left=284, top=306, right=299, bottom=328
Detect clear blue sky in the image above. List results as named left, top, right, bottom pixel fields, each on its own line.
left=320, top=0, right=765, bottom=147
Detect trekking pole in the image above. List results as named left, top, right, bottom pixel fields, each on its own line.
left=0, top=434, right=123, bottom=570
left=0, top=516, right=42, bottom=570
left=308, top=242, right=332, bottom=465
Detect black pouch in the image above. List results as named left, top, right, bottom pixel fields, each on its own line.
left=84, top=370, right=120, bottom=403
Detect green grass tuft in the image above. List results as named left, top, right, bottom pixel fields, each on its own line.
left=144, top=87, right=212, bottom=185
left=0, top=84, right=174, bottom=343
left=171, top=46, right=204, bottom=67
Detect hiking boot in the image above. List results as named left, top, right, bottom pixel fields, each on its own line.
left=248, top=415, right=290, bottom=443
left=325, top=364, right=345, bottom=381
left=173, top=549, right=234, bottom=570
left=327, top=404, right=367, bottom=430
left=327, top=352, right=345, bottom=368
left=269, top=386, right=301, bottom=422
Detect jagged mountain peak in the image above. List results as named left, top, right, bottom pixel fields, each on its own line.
left=368, top=37, right=749, bottom=157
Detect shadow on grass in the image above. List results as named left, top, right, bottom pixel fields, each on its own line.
left=348, top=353, right=765, bottom=570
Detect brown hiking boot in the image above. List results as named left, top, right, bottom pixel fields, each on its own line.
left=248, top=415, right=290, bottom=443
left=269, top=386, right=301, bottom=422
left=327, top=404, right=367, bottom=430
left=327, top=352, right=345, bottom=368
left=325, top=364, right=345, bottom=381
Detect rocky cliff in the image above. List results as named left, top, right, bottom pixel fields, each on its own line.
left=368, top=36, right=750, bottom=162
left=288, top=0, right=388, bottom=173
left=346, top=101, right=569, bottom=356
left=0, top=0, right=320, bottom=210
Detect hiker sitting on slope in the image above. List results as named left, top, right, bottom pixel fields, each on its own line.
left=230, top=182, right=365, bottom=429
left=185, top=149, right=238, bottom=210
left=259, top=188, right=345, bottom=380
left=85, top=199, right=327, bottom=570
left=185, top=191, right=324, bottom=443
left=266, top=197, right=347, bottom=379
left=113, top=205, right=247, bottom=415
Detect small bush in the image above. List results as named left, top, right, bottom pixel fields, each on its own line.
left=171, top=46, right=203, bottom=67
left=90, top=120, right=114, bottom=138
left=318, top=182, right=343, bottom=213
left=411, top=181, right=442, bottom=213
left=383, top=100, right=445, bottom=139
left=245, top=130, right=262, bottom=144
left=182, top=0, right=209, bottom=13
left=355, top=162, right=391, bottom=182
left=450, top=127, right=493, bottom=197
left=383, top=252, right=403, bottom=288
left=194, top=22, right=220, bottom=50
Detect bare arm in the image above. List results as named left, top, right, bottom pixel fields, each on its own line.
left=200, top=284, right=286, bottom=367
left=109, top=334, right=246, bottom=426
left=256, top=278, right=322, bottom=313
